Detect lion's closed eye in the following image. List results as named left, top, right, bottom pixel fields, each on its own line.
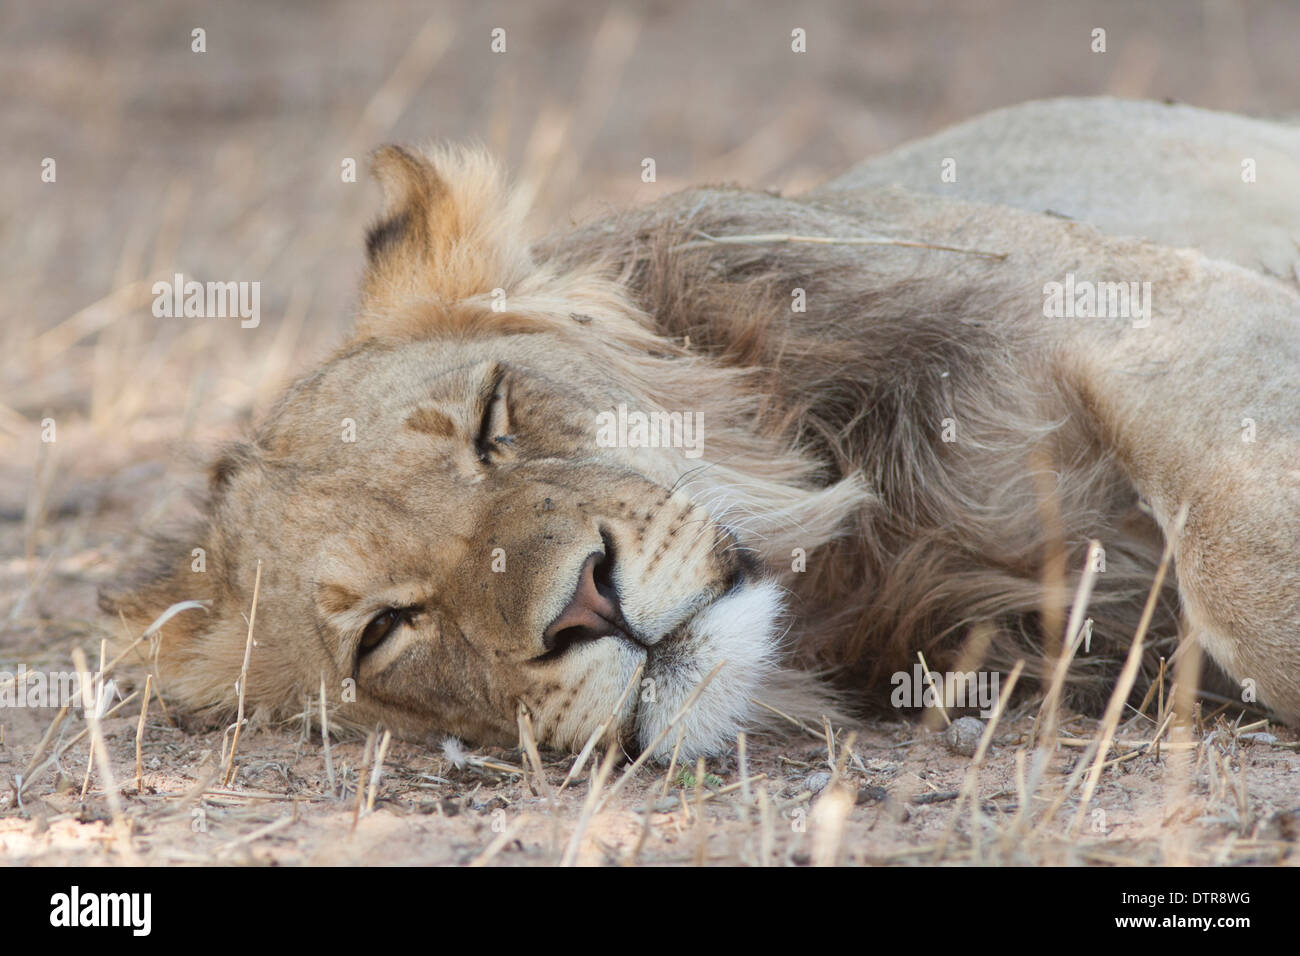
left=474, top=369, right=512, bottom=464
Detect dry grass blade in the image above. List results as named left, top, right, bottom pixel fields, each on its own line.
left=659, top=725, right=687, bottom=799
left=351, top=730, right=376, bottom=834
left=1033, top=539, right=1104, bottom=748
left=137, top=600, right=208, bottom=641
left=201, top=788, right=312, bottom=802
left=822, top=714, right=837, bottom=764
left=134, top=673, right=152, bottom=793
left=517, top=703, right=555, bottom=803
left=560, top=738, right=620, bottom=866
left=222, top=559, right=262, bottom=786
left=79, top=639, right=109, bottom=801
left=79, top=704, right=98, bottom=800
left=70, top=647, right=135, bottom=862
left=749, top=696, right=824, bottom=740
left=686, top=774, right=766, bottom=806
left=319, top=673, right=336, bottom=797
left=1163, top=578, right=1205, bottom=864
left=1071, top=504, right=1189, bottom=834
left=1156, top=654, right=1169, bottom=726
left=19, top=705, right=68, bottom=795
left=76, top=642, right=107, bottom=801
left=831, top=731, right=857, bottom=785
left=673, top=231, right=1009, bottom=260
left=916, top=650, right=951, bottom=728
left=365, top=729, right=393, bottom=813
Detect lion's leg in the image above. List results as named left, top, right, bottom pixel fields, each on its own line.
left=1168, top=477, right=1300, bottom=720
left=1057, top=258, right=1300, bottom=719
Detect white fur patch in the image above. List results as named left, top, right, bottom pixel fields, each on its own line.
left=636, top=579, right=784, bottom=760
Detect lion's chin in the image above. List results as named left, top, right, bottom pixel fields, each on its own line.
left=634, top=579, right=784, bottom=761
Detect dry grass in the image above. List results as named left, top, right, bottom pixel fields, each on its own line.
left=3, top=0, right=1300, bottom=866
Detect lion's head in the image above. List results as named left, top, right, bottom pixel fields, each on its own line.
left=105, top=146, right=864, bottom=759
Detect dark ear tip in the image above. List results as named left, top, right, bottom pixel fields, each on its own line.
left=366, top=210, right=412, bottom=262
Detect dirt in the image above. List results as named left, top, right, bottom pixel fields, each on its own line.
left=3, top=698, right=1299, bottom=865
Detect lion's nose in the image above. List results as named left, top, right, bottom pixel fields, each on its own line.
left=542, top=551, right=626, bottom=653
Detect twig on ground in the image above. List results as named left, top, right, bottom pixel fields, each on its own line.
left=673, top=231, right=1009, bottom=260
left=365, top=729, right=393, bottom=813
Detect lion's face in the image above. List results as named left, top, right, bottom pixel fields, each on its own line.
left=227, top=332, right=780, bottom=758
left=107, top=145, right=861, bottom=759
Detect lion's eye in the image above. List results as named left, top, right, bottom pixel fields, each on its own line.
left=359, top=608, right=409, bottom=655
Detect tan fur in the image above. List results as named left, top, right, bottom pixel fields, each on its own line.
left=823, top=97, right=1300, bottom=285
left=104, top=99, right=1300, bottom=757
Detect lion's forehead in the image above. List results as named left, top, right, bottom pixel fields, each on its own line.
left=258, top=335, right=611, bottom=458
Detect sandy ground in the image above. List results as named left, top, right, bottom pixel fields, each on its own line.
left=2, top=0, right=1300, bottom=866
left=3, top=698, right=1299, bottom=866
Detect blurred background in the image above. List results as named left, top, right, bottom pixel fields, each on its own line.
left=1, top=0, right=1297, bottom=647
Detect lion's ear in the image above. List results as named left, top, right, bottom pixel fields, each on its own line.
left=357, top=144, right=535, bottom=335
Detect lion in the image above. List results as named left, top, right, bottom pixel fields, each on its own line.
left=105, top=97, right=1300, bottom=760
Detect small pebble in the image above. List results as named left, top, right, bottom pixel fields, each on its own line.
left=856, top=785, right=888, bottom=805
left=943, top=716, right=986, bottom=757
left=804, top=771, right=832, bottom=794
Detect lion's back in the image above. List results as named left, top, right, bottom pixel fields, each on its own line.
left=818, top=97, right=1300, bottom=285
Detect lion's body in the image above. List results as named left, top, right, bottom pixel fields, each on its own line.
left=108, top=98, right=1300, bottom=756
left=824, top=97, right=1300, bottom=285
